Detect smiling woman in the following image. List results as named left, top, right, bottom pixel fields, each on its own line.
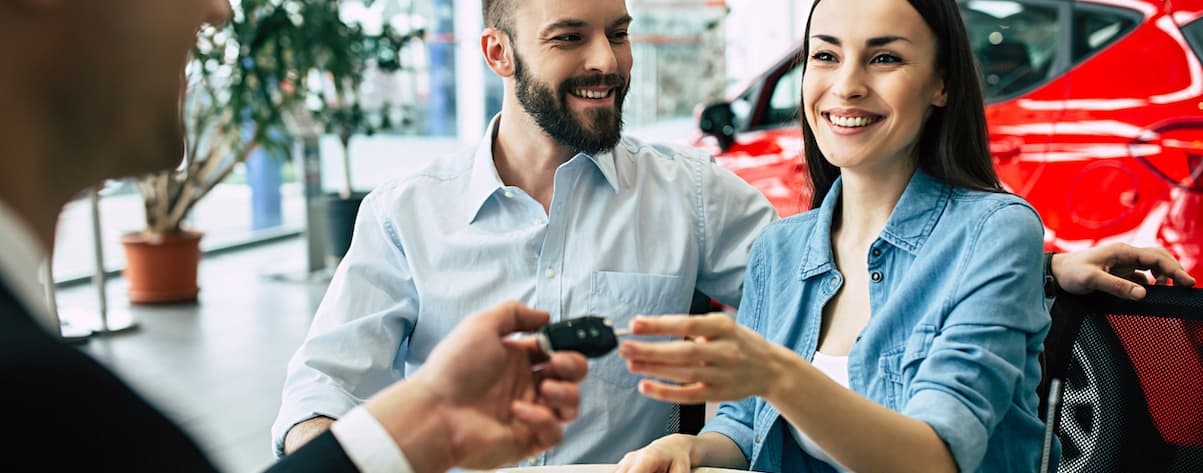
left=615, top=1, right=1049, bottom=472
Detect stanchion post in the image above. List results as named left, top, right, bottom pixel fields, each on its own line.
left=88, top=185, right=137, bottom=334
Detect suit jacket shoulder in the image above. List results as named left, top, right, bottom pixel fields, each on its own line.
left=0, top=283, right=359, bottom=472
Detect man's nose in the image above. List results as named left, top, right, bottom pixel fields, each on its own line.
left=583, top=37, right=619, bottom=74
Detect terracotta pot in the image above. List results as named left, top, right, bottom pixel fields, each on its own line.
left=120, top=230, right=203, bottom=304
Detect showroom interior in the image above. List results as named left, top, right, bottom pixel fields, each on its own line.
left=41, top=0, right=1203, bottom=472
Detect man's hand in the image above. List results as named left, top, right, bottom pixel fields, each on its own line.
left=1052, top=243, right=1196, bottom=300
left=363, top=301, right=587, bottom=473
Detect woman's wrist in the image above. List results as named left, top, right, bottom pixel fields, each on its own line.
left=762, top=343, right=806, bottom=405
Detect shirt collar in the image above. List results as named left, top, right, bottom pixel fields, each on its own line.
left=464, top=115, right=621, bottom=224
left=0, top=199, right=56, bottom=333
left=588, top=147, right=620, bottom=192
left=799, top=169, right=950, bottom=280
left=464, top=116, right=507, bottom=224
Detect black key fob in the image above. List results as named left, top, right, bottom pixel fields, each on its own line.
left=537, top=315, right=618, bottom=358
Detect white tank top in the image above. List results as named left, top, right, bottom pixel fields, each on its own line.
left=787, top=351, right=854, bottom=472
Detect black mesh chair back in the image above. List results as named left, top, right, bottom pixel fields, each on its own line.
left=1039, top=285, right=1203, bottom=473
left=674, top=290, right=718, bottom=435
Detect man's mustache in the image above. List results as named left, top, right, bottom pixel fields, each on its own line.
left=562, top=74, right=626, bottom=90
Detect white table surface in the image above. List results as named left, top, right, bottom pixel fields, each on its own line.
left=461, top=465, right=751, bottom=473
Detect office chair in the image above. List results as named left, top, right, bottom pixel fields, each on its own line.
left=1039, top=285, right=1203, bottom=473
left=673, top=289, right=719, bottom=435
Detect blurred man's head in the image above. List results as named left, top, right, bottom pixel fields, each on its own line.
left=0, top=0, right=229, bottom=182
left=482, top=0, right=632, bottom=155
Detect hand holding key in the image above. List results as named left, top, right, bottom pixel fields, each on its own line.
left=535, top=315, right=630, bottom=358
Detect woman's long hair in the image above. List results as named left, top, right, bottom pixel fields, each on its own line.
left=801, top=0, right=1002, bottom=209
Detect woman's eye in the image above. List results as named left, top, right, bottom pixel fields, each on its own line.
left=811, top=51, right=836, bottom=62
left=871, top=53, right=902, bottom=64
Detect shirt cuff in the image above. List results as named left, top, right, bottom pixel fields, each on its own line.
left=903, top=388, right=988, bottom=473
left=330, top=406, right=415, bottom=473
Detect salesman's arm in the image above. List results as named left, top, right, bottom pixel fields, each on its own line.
left=272, top=301, right=587, bottom=473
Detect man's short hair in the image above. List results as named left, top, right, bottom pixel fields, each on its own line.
left=483, top=0, right=516, bottom=36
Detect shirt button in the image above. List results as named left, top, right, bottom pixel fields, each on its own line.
left=871, top=248, right=882, bottom=257
left=545, top=268, right=556, bottom=278
left=829, top=276, right=838, bottom=286
left=754, top=434, right=761, bottom=443
left=871, top=271, right=883, bottom=282
left=503, top=190, right=515, bottom=199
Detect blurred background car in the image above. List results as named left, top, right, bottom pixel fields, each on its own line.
left=689, top=1, right=1203, bottom=471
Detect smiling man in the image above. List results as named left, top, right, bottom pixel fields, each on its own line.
left=272, top=0, right=778, bottom=466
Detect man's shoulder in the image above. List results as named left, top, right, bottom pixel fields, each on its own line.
left=365, top=144, right=478, bottom=203
left=614, top=135, right=715, bottom=168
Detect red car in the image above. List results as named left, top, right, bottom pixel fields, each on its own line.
left=691, top=0, right=1203, bottom=471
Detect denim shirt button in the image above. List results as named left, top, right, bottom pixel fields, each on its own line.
left=871, top=271, right=883, bottom=282
left=871, top=248, right=882, bottom=257
left=754, top=434, right=761, bottom=443
left=829, top=276, right=838, bottom=286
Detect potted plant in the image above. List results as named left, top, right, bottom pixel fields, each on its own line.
left=122, top=0, right=366, bottom=304
left=320, top=22, right=424, bottom=264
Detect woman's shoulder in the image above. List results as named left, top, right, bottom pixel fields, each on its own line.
left=946, top=188, right=1040, bottom=225
left=758, top=209, right=824, bottom=241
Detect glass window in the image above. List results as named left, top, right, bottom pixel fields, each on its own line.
left=960, top=1, right=1060, bottom=100
left=1181, top=16, right=1203, bottom=64
left=1071, top=6, right=1139, bottom=63
left=764, top=58, right=804, bottom=128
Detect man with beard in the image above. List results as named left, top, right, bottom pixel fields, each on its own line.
left=274, top=0, right=775, bottom=465
left=274, top=0, right=1196, bottom=466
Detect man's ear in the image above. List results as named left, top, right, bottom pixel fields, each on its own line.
left=482, top=27, right=514, bottom=77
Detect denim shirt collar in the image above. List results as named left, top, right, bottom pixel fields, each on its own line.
left=798, top=169, right=952, bottom=280
left=465, top=115, right=620, bottom=224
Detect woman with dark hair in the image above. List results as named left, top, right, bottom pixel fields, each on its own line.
left=614, top=0, right=1051, bottom=471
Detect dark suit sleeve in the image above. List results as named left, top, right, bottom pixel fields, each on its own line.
left=0, top=286, right=361, bottom=473
left=265, top=430, right=360, bottom=473
left=0, top=293, right=219, bottom=472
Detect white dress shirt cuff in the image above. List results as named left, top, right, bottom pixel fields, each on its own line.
left=330, top=406, right=415, bottom=473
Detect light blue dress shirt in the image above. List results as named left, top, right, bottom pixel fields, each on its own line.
left=700, top=170, right=1053, bottom=472
left=272, top=116, right=777, bottom=465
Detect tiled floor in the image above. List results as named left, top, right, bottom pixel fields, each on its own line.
left=56, top=237, right=327, bottom=473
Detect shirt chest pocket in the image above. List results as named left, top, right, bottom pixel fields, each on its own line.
left=876, top=324, right=939, bottom=410
left=587, top=271, right=686, bottom=387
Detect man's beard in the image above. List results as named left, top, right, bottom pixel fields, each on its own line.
left=513, top=52, right=627, bottom=155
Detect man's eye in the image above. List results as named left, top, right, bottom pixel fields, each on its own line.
left=554, top=33, right=582, bottom=42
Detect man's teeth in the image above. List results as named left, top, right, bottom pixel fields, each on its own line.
left=829, top=115, right=878, bottom=127
left=573, top=89, right=610, bottom=99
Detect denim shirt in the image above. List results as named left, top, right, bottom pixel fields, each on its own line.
left=701, top=171, right=1052, bottom=472
left=271, top=116, right=777, bottom=464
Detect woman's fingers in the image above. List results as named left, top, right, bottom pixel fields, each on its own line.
left=636, top=379, right=713, bottom=404
left=630, top=312, right=736, bottom=338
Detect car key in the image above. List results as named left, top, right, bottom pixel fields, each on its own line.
left=536, top=315, right=629, bottom=358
